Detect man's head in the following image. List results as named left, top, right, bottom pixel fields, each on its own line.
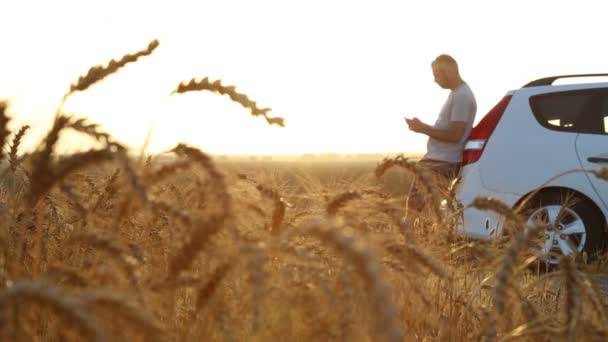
left=431, top=54, right=461, bottom=89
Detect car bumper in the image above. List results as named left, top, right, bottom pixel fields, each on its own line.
left=443, top=166, right=520, bottom=240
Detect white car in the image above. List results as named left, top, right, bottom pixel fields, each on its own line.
left=453, top=74, right=608, bottom=263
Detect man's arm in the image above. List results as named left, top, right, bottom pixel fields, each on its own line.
left=407, top=119, right=466, bottom=143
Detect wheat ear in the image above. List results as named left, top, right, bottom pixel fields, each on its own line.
left=8, top=125, right=28, bottom=173
left=376, top=155, right=444, bottom=224
left=29, top=148, right=115, bottom=205
left=238, top=173, right=292, bottom=233
left=67, top=117, right=113, bottom=146
left=326, top=190, right=362, bottom=216
left=592, top=167, right=608, bottom=181
left=171, top=77, right=285, bottom=126
left=0, top=102, right=10, bottom=163
left=59, top=39, right=159, bottom=110
left=91, top=168, right=121, bottom=212
left=166, top=144, right=232, bottom=277
left=27, top=115, right=71, bottom=203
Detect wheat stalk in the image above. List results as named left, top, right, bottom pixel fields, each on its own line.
left=513, top=169, right=586, bottom=214
left=384, top=242, right=452, bottom=280
left=561, top=256, right=581, bottom=342
left=164, top=144, right=234, bottom=277
left=169, top=144, right=230, bottom=213
left=468, top=197, right=522, bottom=225
left=91, top=168, right=121, bottom=212
left=171, top=77, right=285, bottom=127
left=0, top=280, right=107, bottom=342
left=149, top=275, right=201, bottom=291
left=144, top=159, right=192, bottom=188
left=28, top=116, right=71, bottom=200
left=375, top=155, right=443, bottom=224
left=195, top=262, right=231, bottom=311
left=468, top=196, right=525, bottom=236
left=80, top=289, right=166, bottom=342
left=571, top=270, right=608, bottom=329
left=59, top=182, right=88, bottom=221
left=116, top=148, right=148, bottom=204
left=83, top=175, right=101, bottom=195
left=298, top=219, right=403, bottom=342
left=499, top=318, right=554, bottom=342
left=484, top=223, right=543, bottom=341
left=69, top=231, right=142, bottom=294
left=509, top=285, right=541, bottom=329
left=46, top=263, right=89, bottom=287
left=168, top=214, right=229, bottom=279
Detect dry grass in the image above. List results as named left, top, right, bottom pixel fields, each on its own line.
left=2, top=39, right=608, bottom=342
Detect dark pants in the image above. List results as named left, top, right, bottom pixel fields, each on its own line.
left=406, top=159, right=461, bottom=216
left=418, top=159, right=461, bottom=179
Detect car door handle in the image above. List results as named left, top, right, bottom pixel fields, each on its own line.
left=588, top=157, right=608, bottom=163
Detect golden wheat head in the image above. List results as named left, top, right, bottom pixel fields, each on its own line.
left=468, top=196, right=523, bottom=227
left=66, top=39, right=159, bottom=97
left=0, top=102, right=11, bottom=163
left=238, top=173, right=292, bottom=232
left=374, top=154, right=410, bottom=178
left=68, top=117, right=113, bottom=146
left=29, top=148, right=115, bottom=206
left=8, top=124, right=29, bottom=173
left=171, top=77, right=285, bottom=127
left=326, top=190, right=362, bottom=216
left=592, top=167, right=608, bottom=181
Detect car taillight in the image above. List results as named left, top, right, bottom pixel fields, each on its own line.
left=462, top=95, right=512, bottom=165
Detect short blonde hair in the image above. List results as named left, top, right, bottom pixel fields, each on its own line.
left=431, top=54, right=459, bottom=72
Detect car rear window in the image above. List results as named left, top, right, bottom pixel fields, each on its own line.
left=530, top=88, right=608, bottom=135
left=601, top=97, right=608, bottom=134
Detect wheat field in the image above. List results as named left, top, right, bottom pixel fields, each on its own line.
left=1, top=39, right=608, bottom=342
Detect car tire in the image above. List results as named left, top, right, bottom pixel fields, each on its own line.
left=521, top=190, right=606, bottom=267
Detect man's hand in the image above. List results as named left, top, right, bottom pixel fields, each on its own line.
left=405, top=117, right=465, bottom=142
left=405, top=117, right=427, bottom=133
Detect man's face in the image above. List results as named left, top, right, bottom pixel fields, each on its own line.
left=432, top=64, right=449, bottom=89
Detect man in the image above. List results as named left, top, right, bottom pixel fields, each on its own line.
left=404, top=54, right=477, bottom=226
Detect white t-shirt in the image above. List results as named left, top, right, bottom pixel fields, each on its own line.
left=424, top=83, right=477, bottom=163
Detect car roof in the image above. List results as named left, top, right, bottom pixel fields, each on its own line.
left=507, top=74, right=608, bottom=95
left=523, top=73, right=608, bottom=87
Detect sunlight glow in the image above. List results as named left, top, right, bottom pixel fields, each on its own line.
left=2, top=0, right=607, bottom=155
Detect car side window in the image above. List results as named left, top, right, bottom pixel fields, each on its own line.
left=530, top=89, right=608, bottom=135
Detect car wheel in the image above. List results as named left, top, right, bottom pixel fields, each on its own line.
left=523, top=191, right=605, bottom=265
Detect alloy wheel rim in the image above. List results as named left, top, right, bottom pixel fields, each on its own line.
left=527, top=205, right=586, bottom=264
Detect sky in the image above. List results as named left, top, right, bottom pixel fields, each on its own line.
left=1, top=0, right=608, bottom=155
